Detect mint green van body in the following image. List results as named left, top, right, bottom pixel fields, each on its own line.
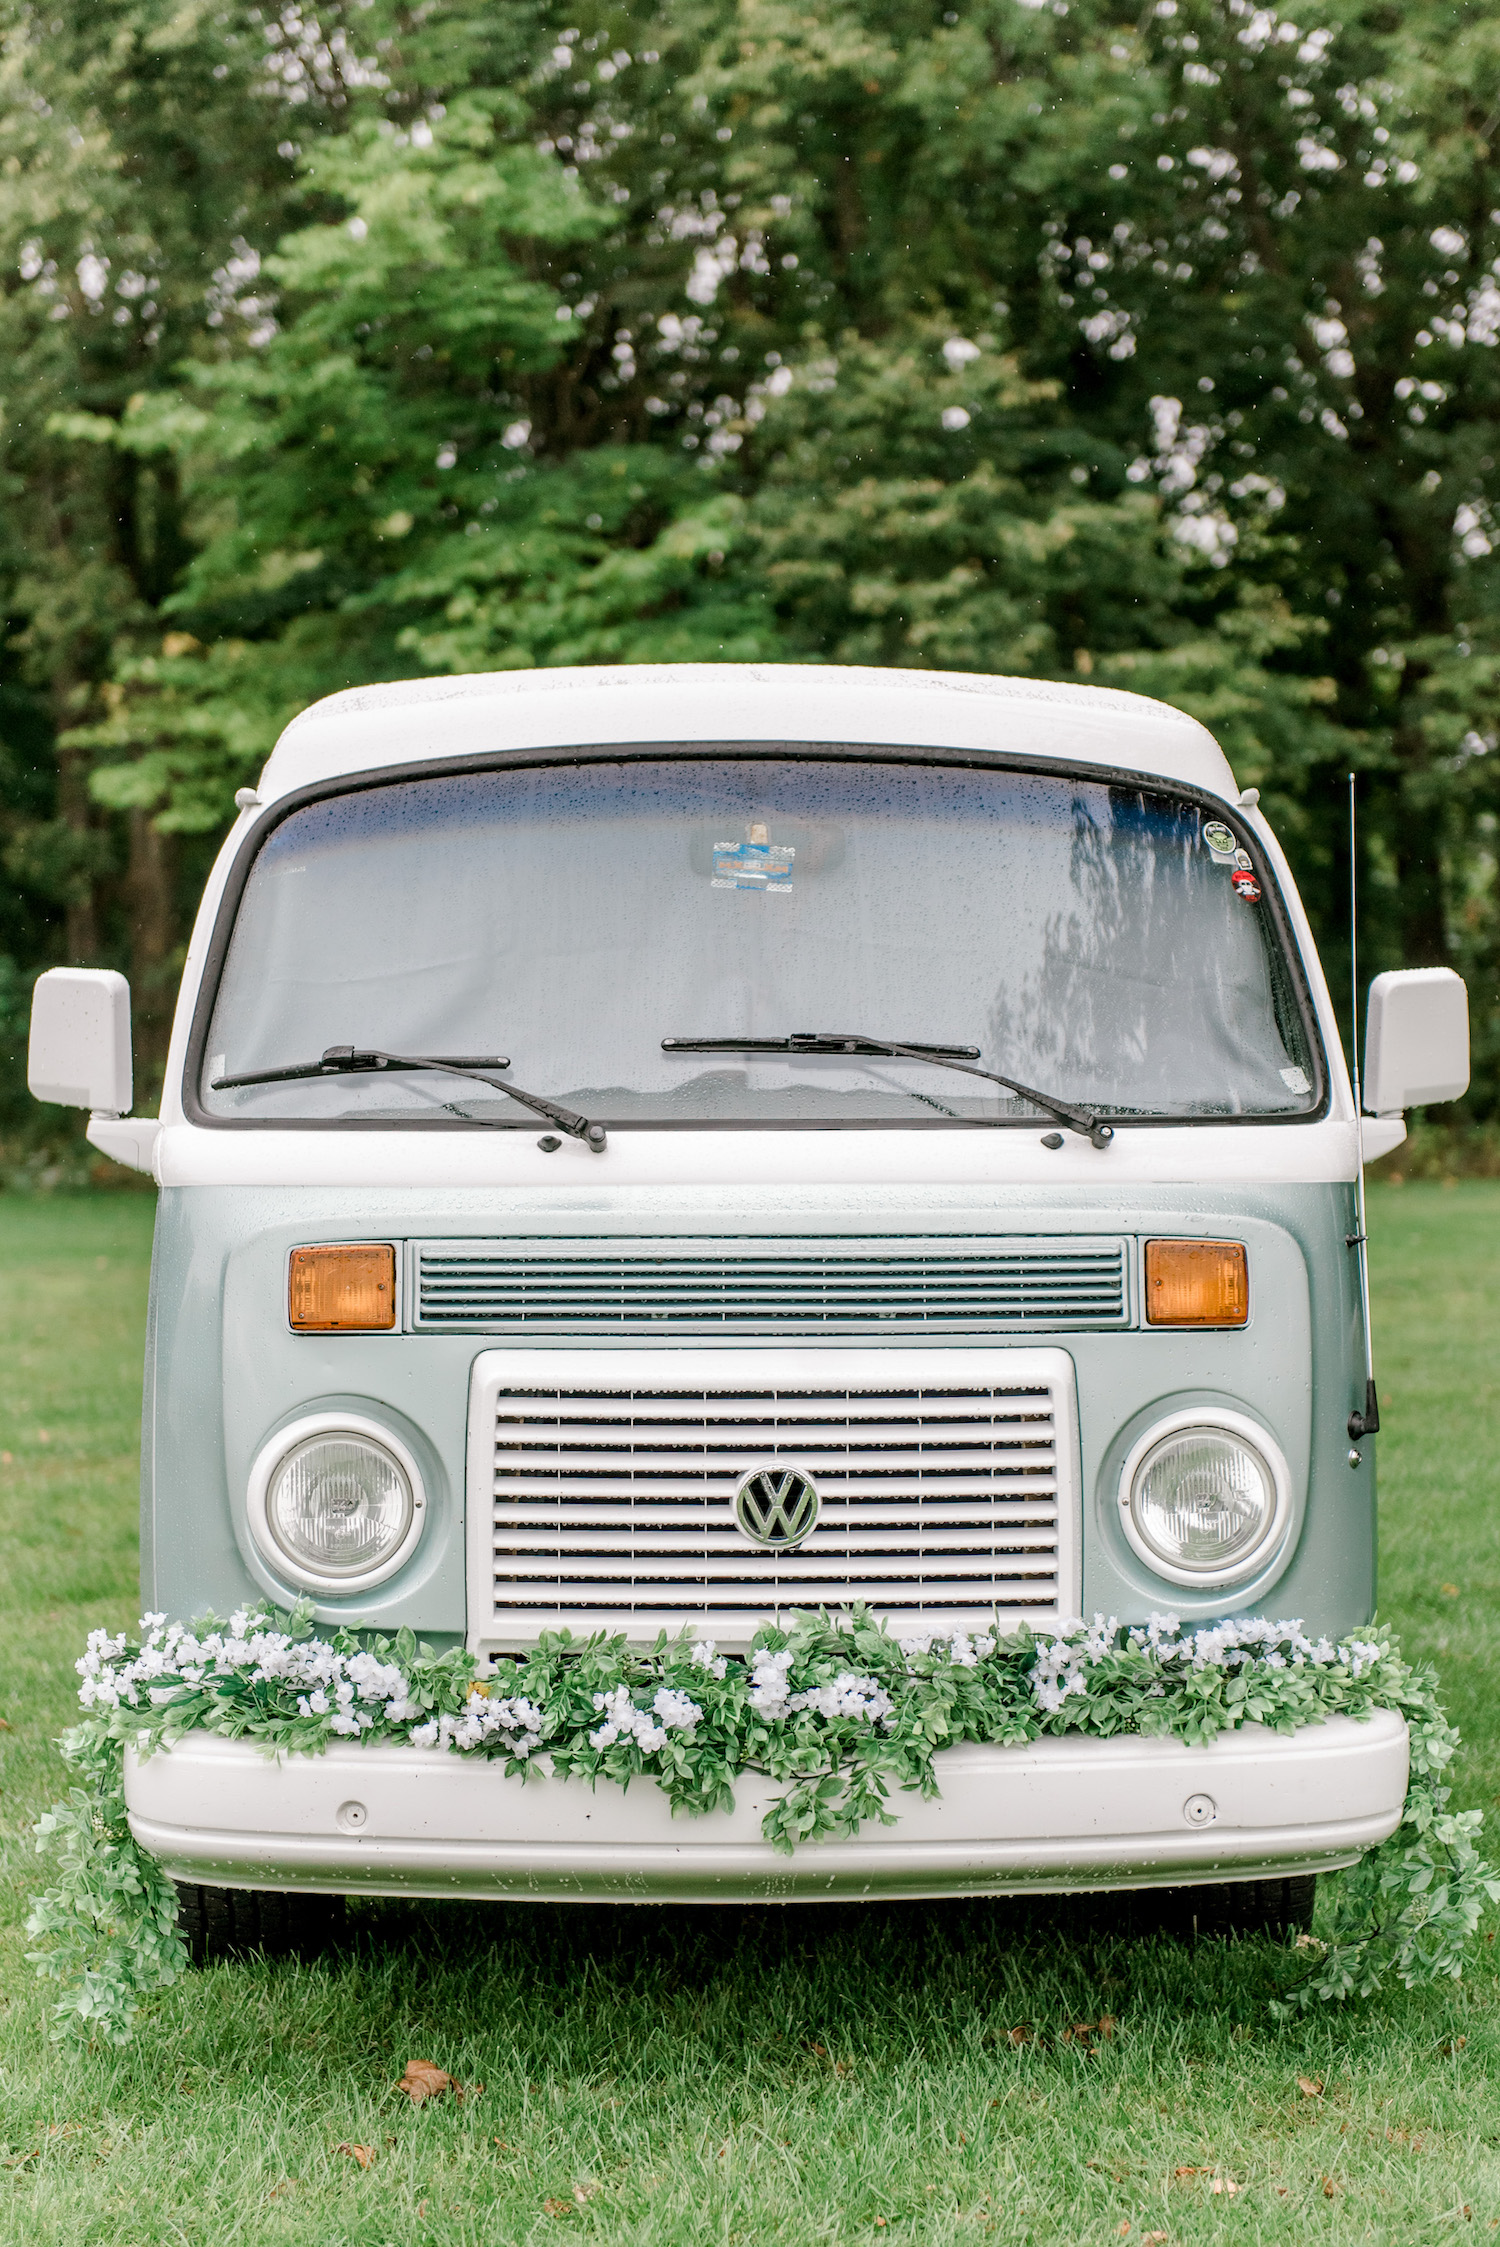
left=41, top=663, right=1454, bottom=1911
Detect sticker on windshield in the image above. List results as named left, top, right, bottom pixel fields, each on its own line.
left=713, top=823, right=795, bottom=892
left=1231, top=868, right=1262, bottom=903
left=1202, top=819, right=1237, bottom=863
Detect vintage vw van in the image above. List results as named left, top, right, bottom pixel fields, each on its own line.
left=27, top=664, right=1473, bottom=1945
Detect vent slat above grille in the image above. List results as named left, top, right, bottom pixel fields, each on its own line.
left=421, top=1236, right=1129, bottom=1336
left=469, top=1349, right=1079, bottom=1650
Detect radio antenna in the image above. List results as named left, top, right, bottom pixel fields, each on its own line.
left=1347, top=772, right=1379, bottom=1439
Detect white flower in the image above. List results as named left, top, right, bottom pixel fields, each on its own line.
left=346, top=1650, right=408, bottom=1703
left=651, top=1687, right=703, bottom=1732
left=588, top=1685, right=668, bottom=1755
left=689, top=1639, right=728, bottom=1679
left=748, top=1648, right=794, bottom=1719
left=787, top=1673, right=894, bottom=1726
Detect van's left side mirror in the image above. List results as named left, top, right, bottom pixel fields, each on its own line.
left=1363, top=967, right=1470, bottom=1114
left=27, top=968, right=133, bottom=1115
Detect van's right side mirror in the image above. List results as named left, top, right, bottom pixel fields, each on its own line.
left=1363, top=967, right=1470, bottom=1115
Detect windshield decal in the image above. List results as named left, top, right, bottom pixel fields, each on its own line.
left=1202, top=819, right=1237, bottom=863
left=712, top=823, right=795, bottom=892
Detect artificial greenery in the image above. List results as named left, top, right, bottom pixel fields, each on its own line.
left=27, top=1601, right=1498, bottom=2045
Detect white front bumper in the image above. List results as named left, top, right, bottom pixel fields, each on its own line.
left=125, top=1710, right=1408, bottom=1903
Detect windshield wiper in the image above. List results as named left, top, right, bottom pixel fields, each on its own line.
left=661, top=1032, right=1114, bottom=1149
left=212, top=1046, right=607, bottom=1151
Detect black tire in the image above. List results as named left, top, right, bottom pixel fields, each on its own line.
left=174, top=1881, right=345, bottom=1965
left=1138, top=1873, right=1317, bottom=1940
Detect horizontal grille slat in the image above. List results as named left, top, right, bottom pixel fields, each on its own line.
left=498, top=1456, right=1050, bottom=1474
left=420, top=1236, right=1129, bottom=1336
left=491, top=1503, right=1062, bottom=1530
left=492, top=1550, right=1059, bottom=1582
left=473, top=1355, right=1075, bottom=1646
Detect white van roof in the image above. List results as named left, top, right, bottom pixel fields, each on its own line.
left=257, top=663, right=1240, bottom=803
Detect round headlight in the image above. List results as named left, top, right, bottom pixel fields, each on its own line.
left=248, top=1416, right=426, bottom=1592
left=1119, top=1411, right=1291, bottom=1588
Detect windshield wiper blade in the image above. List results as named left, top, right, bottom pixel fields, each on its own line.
left=662, top=1032, right=1113, bottom=1149
left=212, top=1046, right=607, bottom=1151
left=666, top=1036, right=982, bottom=1062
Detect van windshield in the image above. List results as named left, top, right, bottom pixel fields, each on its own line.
left=196, top=755, right=1321, bottom=1128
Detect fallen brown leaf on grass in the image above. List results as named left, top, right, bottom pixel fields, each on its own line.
left=1208, top=2177, right=1240, bottom=2196
left=1142, top=2234, right=1168, bottom=2244
left=1172, top=2165, right=1208, bottom=2180
left=1118, top=2222, right=1131, bottom=2236
left=1061, top=2016, right=1117, bottom=2049
left=543, top=2197, right=573, bottom=2217
left=1322, top=2175, right=1341, bottom=2198
left=1003, top=2024, right=1034, bottom=2046
left=336, top=2144, right=374, bottom=2169
left=1298, top=2076, right=1324, bottom=2097
left=397, top=2059, right=458, bottom=2104
left=1439, top=2037, right=1468, bottom=2055
left=574, top=2181, right=603, bottom=2207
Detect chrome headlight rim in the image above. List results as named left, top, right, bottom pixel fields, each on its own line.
left=247, top=1412, right=427, bottom=1594
left=1116, top=1408, right=1293, bottom=1590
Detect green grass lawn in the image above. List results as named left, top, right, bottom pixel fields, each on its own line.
left=2, top=1186, right=1500, bottom=2245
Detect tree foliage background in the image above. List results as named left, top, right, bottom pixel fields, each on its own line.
left=4, top=0, right=1500, bottom=1149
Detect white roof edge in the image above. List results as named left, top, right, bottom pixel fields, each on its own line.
left=280, top=662, right=1205, bottom=738
left=259, top=662, right=1238, bottom=800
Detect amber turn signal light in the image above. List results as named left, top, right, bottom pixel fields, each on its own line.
left=288, top=1244, right=396, bottom=1332
left=1144, top=1239, right=1248, bottom=1327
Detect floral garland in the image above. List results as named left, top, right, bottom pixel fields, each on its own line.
left=27, top=1602, right=1499, bottom=2044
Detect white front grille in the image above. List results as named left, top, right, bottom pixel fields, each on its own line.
left=466, top=1348, right=1080, bottom=1652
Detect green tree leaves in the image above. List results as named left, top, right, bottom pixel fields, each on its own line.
left=7, top=0, right=1500, bottom=1101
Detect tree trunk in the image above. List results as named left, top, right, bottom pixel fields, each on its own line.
left=1392, top=665, right=1449, bottom=967
left=55, top=741, right=98, bottom=965
left=124, top=809, right=177, bottom=1081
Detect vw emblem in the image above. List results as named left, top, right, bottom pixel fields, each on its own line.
left=734, top=1467, right=820, bottom=1550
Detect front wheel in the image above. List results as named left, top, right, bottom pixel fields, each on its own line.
left=174, top=1882, right=345, bottom=1966
left=1147, top=1873, right=1317, bottom=1940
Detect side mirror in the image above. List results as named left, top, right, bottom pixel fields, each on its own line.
left=1363, top=967, right=1469, bottom=1114
left=27, top=968, right=133, bottom=1114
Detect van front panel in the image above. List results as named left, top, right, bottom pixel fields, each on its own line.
left=143, top=1179, right=1362, bottom=1647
